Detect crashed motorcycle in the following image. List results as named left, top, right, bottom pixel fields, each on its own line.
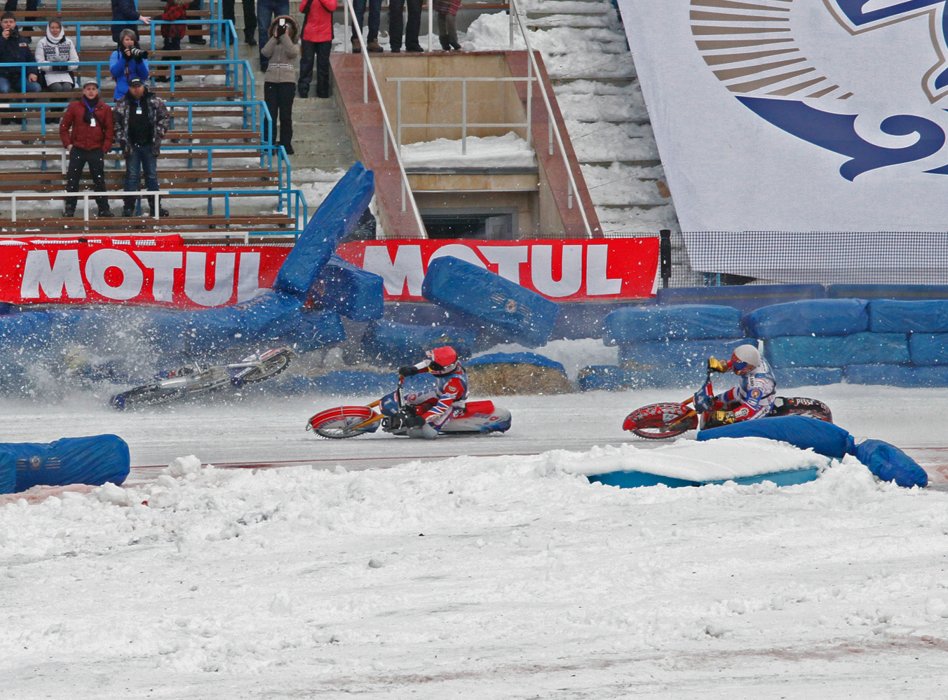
left=306, top=378, right=512, bottom=439
left=109, top=347, right=293, bottom=410
left=622, top=365, right=833, bottom=440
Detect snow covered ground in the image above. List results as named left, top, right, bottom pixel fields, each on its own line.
left=2, top=373, right=947, bottom=698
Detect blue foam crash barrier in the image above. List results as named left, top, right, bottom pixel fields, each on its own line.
left=175, top=291, right=305, bottom=354
left=274, top=162, right=375, bottom=298
left=854, top=439, right=928, bottom=488
left=1, top=434, right=130, bottom=492
left=868, top=299, right=948, bottom=333
left=909, top=333, right=948, bottom=365
left=845, top=364, right=948, bottom=387
left=361, top=320, right=478, bottom=367
left=0, top=451, right=14, bottom=494
left=656, top=285, right=825, bottom=314
left=743, top=298, right=869, bottom=338
left=311, top=255, right=384, bottom=321
left=576, top=365, right=634, bottom=391
left=310, top=370, right=397, bottom=396
left=588, top=467, right=820, bottom=489
left=764, top=333, right=909, bottom=368
left=828, top=284, right=948, bottom=301
left=0, top=309, right=82, bottom=354
left=697, top=415, right=856, bottom=460
left=467, top=351, right=565, bottom=372
left=603, top=304, right=743, bottom=344
left=263, top=309, right=346, bottom=352
left=422, top=256, right=559, bottom=347
left=776, top=366, right=844, bottom=387
left=618, top=338, right=754, bottom=373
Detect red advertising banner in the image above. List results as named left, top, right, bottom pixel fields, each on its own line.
left=336, top=238, right=659, bottom=301
left=0, top=236, right=658, bottom=307
left=0, top=236, right=289, bottom=308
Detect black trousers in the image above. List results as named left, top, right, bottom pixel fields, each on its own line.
left=222, top=0, right=258, bottom=41
left=264, top=81, right=295, bottom=147
left=299, top=40, right=333, bottom=97
left=388, top=0, right=422, bottom=51
left=65, top=147, right=109, bottom=212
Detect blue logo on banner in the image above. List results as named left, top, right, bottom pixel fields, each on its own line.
left=691, top=0, right=948, bottom=179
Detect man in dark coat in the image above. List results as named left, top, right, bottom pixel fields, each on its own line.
left=113, top=78, right=171, bottom=217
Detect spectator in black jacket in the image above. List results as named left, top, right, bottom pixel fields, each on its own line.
left=0, top=12, right=39, bottom=93
left=110, top=0, right=152, bottom=44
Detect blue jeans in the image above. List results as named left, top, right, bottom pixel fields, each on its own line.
left=0, top=76, right=41, bottom=93
left=257, top=0, right=289, bottom=68
left=351, top=0, right=382, bottom=43
left=123, top=144, right=160, bottom=213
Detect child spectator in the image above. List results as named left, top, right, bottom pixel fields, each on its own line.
left=436, top=0, right=462, bottom=51
left=109, top=28, right=150, bottom=101
left=298, top=0, right=336, bottom=99
left=34, top=19, right=79, bottom=92
left=261, top=14, right=299, bottom=154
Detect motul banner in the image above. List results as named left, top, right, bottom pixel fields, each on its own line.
left=336, top=238, right=659, bottom=301
left=0, top=237, right=288, bottom=308
left=0, top=237, right=658, bottom=307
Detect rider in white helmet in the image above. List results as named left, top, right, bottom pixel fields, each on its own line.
left=694, top=343, right=777, bottom=427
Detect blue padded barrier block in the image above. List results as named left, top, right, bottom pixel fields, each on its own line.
left=176, top=291, right=304, bottom=354
left=845, top=364, right=948, bottom=387
left=588, top=467, right=820, bottom=489
left=618, top=338, right=753, bottom=373
left=361, top=320, right=478, bottom=367
left=868, top=299, right=948, bottom=333
left=0, top=451, right=14, bottom=494
left=3, top=434, right=130, bottom=492
left=576, top=365, right=634, bottom=391
left=828, top=284, right=948, bottom=301
left=697, top=415, right=856, bottom=460
left=908, top=333, right=948, bottom=365
left=855, top=439, right=928, bottom=488
left=0, top=309, right=81, bottom=353
left=266, top=309, right=346, bottom=352
left=656, top=284, right=825, bottom=314
left=274, top=162, right=375, bottom=298
left=764, top=333, right=909, bottom=368
left=311, top=370, right=397, bottom=396
left=421, top=256, right=559, bottom=347
left=576, top=364, right=695, bottom=391
left=312, top=255, right=384, bottom=322
left=468, top=352, right=566, bottom=373
left=743, top=299, right=869, bottom=338
left=775, top=366, right=845, bottom=387
left=602, top=304, right=743, bottom=344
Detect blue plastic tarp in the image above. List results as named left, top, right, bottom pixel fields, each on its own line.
left=854, top=439, right=928, bottom=488
left=908, top=333, right=948, bottom=366
left=764, top=333, right=909, bottom=368
left=868, top=299, right=948, bottom=333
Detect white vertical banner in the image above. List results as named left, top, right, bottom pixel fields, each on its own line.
left=617, top=0, right=948, bottom=235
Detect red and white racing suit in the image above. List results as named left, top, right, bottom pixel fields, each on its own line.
left=400, top=362, right=469, bottom=431
left=713, top=359, right=777, bottom=422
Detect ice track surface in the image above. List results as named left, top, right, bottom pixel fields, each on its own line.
left=1, top=384, right=946, bottom=485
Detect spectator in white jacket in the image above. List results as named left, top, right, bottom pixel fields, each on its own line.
left=34, top=19, right=79, bottom=92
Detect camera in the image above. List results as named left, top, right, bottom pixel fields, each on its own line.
left=128, top=47, right=149, bottom=60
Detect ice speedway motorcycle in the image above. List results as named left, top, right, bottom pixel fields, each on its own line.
left=110, top=347, right=294, bottom=409
left=306, top=378, right=512, bottom=439
left=622, top=362, right=833, bottom=440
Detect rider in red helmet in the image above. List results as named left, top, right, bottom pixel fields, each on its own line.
left=695, top=343, right=777, bottom=427
left=382, top=345, right=469, bottom=437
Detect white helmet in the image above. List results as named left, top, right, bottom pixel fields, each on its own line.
left=730, top=344, right=761, bottom=375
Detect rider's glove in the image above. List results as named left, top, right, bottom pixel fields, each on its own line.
left=398, top=365, right=420, bottom=377
left=711, top=410, right=735, bottom=425
left=707, top=357, right=729, bottom=373
left=693, top=391, right=713, bottom=413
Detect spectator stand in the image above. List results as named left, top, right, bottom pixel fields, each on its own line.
left=0, top=10, right=307, bottom=240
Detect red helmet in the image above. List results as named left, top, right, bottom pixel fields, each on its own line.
left=426, top=346, right=458, bottom=375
